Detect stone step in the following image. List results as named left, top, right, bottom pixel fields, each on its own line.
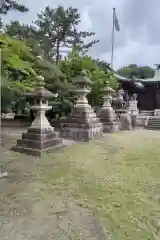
left=17, top=138, right=62, bottom=150
left=148, top=120, right=160, bottom=123
left=145, top=126, right=160, bottom=130
left=148, top=121, right=160, bottom=124
left=148, top=116, right=160, bottom=119
left=146, top=123, right=160, bottom=129
left=148, top=118, right=160, bottom=122
left=146, top=123, right=160, bottom=126
left=140, top=111, right=154, bottom=116
left=11, top=144, right=65, bottom=156
left=148, top=117, right=160, bottom=119
left=146, top=115, right=160, bottom=129
left=27, top=127, right=55, bottom=134
left=22, top=132, right=59, bottom=141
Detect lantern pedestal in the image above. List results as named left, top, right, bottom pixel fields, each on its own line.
left=60, top=73, right=103, bottom=141
left=60, top=105, right=103, bottom=141
left=98, top=85, right=119, bottom=133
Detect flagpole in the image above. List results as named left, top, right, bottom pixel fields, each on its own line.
left=111, top=8, right=115, bottom=69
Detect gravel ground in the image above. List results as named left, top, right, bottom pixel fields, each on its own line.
left=0, top=127, right=106, bottom=240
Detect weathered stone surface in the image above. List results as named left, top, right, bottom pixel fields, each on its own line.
left=102, top=122, right=119, bottom=133
left=11, top=84, right=63, bottom=156
left=145, top=116, right=160, bottom=130
left=154, top=109, right=160, bottom=116
left=98, top=84, right=119, bottom=133
left=119, top=111, right=132, bottom=130
left=12, top=127, right=64, bottom=157
left=60, top=107, right=103, bottom=141
left=60, top=72, right=103, bottom=141
left=128, top=93, right=139, bottom=115
left=61, top=123, right=102, bottom=141
left=115, top=109, right=124, bottom=119
left=131, top=113, right=137, bottom=129
left=112, top=88, right=125, bottom=110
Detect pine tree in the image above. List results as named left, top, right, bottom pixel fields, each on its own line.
left=0, top=0, right=28, bottom=29
left=34, top=5, right=99, bottom=63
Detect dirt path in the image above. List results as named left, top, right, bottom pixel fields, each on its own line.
left=0, top=127, right=106, bottom=240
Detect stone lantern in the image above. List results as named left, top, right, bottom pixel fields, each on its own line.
left=119, top=109, right=132, bottom=130
left=12, top=76, right=63, bottom=156
left=127, top=93, right=138, bottom=129
left=98, top=82, right=119, bottom=132
left=119, top=99, right=132, bottom=131
left=60, top=70, right=103, bottom=140
left=128, top=93, right=139, bottom=115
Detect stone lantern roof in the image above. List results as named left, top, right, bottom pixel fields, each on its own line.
left=26, top=86, right=54, bottom=99
left=102, top=86, right=115, bottom=94
left=74, top=70, right=92, bottom=86
left=102, top=81, right=115, bottom=94
left=74, top=75, right=91, bottom=85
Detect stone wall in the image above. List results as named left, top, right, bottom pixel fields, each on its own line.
left=1, top=119, right=31, bottom=128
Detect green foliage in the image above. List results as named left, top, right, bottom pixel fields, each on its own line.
left=0, top=34, right=38, bottom=112
left=0, top=4, right=115, bottom=116
left=34, top=57, right=65, bottom=91
left=117, top=64, right=154, bottom=79
left=4, top=20, right=44, bottom=57
left=0, top=35, right=67, bottom=115
left=4, top=21, right=65, bottom=89
left=89, top=69, right=116, bottom=106
left=5, top=20, right=31, bottom=40
left=1, top=34, right=35, bottom=75
left=60, top=50, right=116, bottom=107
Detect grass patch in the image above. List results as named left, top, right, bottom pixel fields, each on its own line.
left=38, top=131, right=160, bottom=239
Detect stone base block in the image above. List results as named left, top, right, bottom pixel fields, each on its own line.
left=131, top=114, right=137, bottom=129
left=17, top=138, right=62, bottom=149
left=119, top=113, right=132, bottom=130
left=154, top=109, right=160, bottom=116
left=136, top=116, right=148, bottom=127
left=60, top=122, right=103, bottom=141
left=11, top=144, right=64, bottom=157
left=115, top=109, right=128, bottom=120
left=102, top=121, right=119, bottom=133
left=11, top=127, right=64, bottom=156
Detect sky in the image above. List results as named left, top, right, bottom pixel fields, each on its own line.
left=3, top=0, right=160, bottom=69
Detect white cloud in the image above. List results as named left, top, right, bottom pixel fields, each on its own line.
left=100, top=40, right=160, bottom=70
left=2, top=0, right=160, bottom=69
left=79, top=7, right=92, bottom=31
